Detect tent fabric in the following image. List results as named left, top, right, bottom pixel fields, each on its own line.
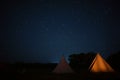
left=53, top=56, right=74, bottom=73
left=89, top=53, right=114, bottom=72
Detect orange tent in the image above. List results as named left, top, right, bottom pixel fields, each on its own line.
left=89, top=53, right=114, bottom=72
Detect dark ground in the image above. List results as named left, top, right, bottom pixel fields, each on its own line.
left=0, top=63, right=120, bottom=80
left=1, top=71, right=120, bottom=80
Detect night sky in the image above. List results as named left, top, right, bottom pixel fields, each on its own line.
left=0, top=0, right=120, bottom=63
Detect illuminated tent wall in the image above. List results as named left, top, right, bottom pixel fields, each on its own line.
left=53, top=56, right=74, bottom=73
left=89, top=53, right=114, bottom=72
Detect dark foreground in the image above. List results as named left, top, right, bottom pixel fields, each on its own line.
left=1, top=71, right=120, bottom=80
left=0, top=63, right=120, bottom=80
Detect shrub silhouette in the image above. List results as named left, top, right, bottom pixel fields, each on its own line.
left=107, top=51, right=120, bottom=72
left=68, top=52, right=96, bottom=73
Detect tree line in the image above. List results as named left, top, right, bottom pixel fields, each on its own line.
left=68, top=51, right=120, bottom=72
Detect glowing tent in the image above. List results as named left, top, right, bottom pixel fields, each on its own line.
left=89, top=53, right=114, bottom=72
left=53, top=56, right=74, bottom=73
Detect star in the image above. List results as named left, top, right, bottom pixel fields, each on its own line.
left=69, top=31, right=73, bottom=34
left=77, top=19, right=81, bottom=22
left=45, top=27, right=49, bottom=31
left=61, top=24, right=65, bottom=27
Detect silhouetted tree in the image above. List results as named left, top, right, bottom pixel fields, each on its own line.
left=107, top=51, right=120, bottom=72
left=68, top=52, right=96, bottom=73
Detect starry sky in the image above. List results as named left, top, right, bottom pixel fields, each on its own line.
left=0, top=0, right=120, bottom=63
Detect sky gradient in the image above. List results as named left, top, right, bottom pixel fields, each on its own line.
left=0, top=0, right=120, bottom=63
